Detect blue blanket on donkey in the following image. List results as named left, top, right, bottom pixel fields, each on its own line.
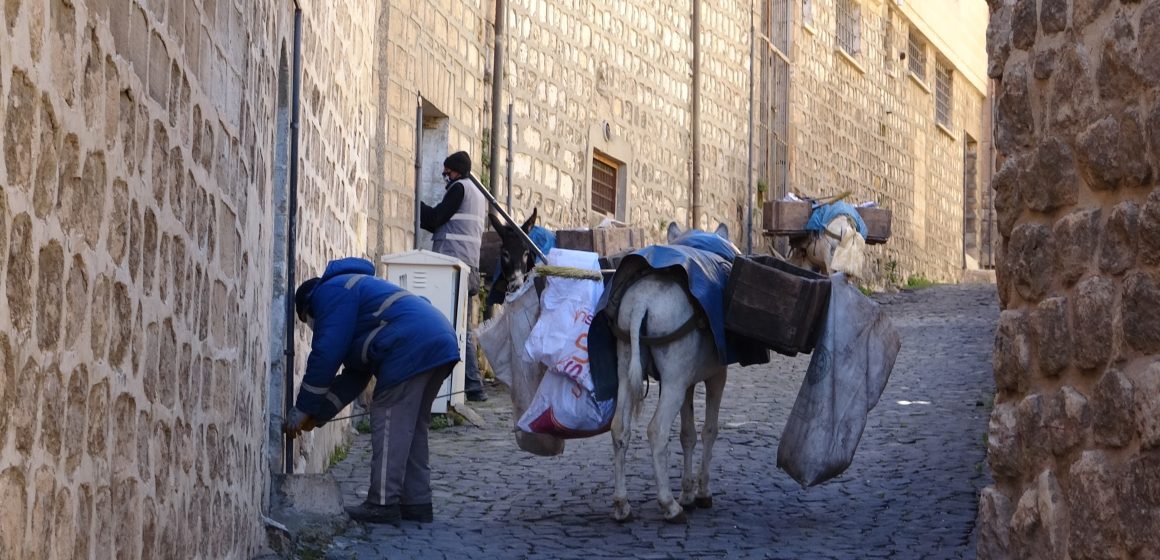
left=588, top=231, right=770, bottom=401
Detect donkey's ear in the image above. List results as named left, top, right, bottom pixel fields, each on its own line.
left=521, top=207, right=538, bottom=233
left=714, top=223, right=730, bottom=241
left=488, top=212, right=505, bottom=232
left=666, top=222, right=683, bottom=243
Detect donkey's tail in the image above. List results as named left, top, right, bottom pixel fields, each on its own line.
left=626, top=306, right=648, bottom=421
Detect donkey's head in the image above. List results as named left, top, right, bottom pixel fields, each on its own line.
left=489, top=208, right=539, bottom=293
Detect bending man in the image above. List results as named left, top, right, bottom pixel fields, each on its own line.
left=284, top=257, right=461, bottom=524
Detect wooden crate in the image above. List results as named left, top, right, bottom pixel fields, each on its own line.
left=762, top=200, right=812, bottom=234
left=724, top=255, right=831, bottom=356
left=555, top=227, right=638, bottom=256
left=856, top=207, right=892, bottom=244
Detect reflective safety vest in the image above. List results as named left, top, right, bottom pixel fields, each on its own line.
left=432, top=178, right=487, bottom=269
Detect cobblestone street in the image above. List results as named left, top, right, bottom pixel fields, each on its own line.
left=325, top=283, right=998, bottom=559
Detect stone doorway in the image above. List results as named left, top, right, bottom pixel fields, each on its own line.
left=962, top=135, right=980, bottom=268
left=415, top=99, right=449, bottom=250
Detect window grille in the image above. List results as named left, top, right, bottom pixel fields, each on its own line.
left=591, top=152, right=618, bottom=215
left=768, top=0, right=791, bottom=54
left=883, top=9, right=893, bottom=67
left=837, top=0, right=861, bottom=56
left=908, top=29, right=927, bottom=80
left=935, top=60, right=953, bottom=128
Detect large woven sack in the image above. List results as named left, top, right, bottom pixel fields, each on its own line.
left=776, top=274, right=900, bottom=486
left=477, top=276, right=566, bottom=456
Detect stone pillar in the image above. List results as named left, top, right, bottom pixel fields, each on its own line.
left=981, top=1, right=1160, bottom=558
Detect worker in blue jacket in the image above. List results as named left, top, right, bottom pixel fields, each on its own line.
left=283, top=257, right=461, bottom=525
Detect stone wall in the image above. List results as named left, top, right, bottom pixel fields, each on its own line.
left=280, top=0, right=381, bottom=478
left=788, top=0, right=988, bottom=284
left=0, top=0, right=382, bottom=557
left=981, top=0, right=1160, bottom=558
left=499, top=0, right=752, bottom=241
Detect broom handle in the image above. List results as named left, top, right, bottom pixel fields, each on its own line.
left=466, top=173, right=549, bottom=263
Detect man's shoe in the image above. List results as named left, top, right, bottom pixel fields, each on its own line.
left=401, top=503, right=433, bottom=523
left=466, top=391, right=488, bottom=402
left=345, top=501, right=401, bottom=525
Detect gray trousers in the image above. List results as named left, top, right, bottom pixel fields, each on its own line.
left=464, top=294, right=483, bottom=394
left=366, top=363, right=455, bottom=506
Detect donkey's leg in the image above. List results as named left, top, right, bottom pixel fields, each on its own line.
left=678, top=384, right=698, bottom=509
left=648, top=381, right=689, bottom=523
left=610, top=378, right=636, bottom=522
left=696, top=368, right=727, bottom=508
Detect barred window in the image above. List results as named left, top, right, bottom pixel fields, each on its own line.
left=591, top=151, right=619, bottom=215
left=936, top=60, right=953, bottom=128
left=768, top=0, right=791, bottom=54
left=883, top=8, right=893, bottom=67
left=908, top=29, right=927, bottom=81
left=837, top=0, right=861, bottom=56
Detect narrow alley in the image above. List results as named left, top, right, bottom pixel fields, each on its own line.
left=324, top=283, right=998, bottom=559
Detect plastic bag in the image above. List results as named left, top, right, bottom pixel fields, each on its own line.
left=776, top=273, right=901, bottom=487
left=476, top=277, right=565, bottom=456
left=524, top=249, right=604, bottom=390
left=827, top=216, right=866, bottom=278
left=517, top=373, right=614, bottom=438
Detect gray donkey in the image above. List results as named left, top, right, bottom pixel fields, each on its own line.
left=610, top=222, right=732, bottom=524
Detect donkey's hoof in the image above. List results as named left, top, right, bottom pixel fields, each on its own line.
left=612, top=501, right=634, bottom=523
left=679, top=500, right=698, bottom=511
left=612, top=511, right=634, bottom=524
left=694, top=496, right=713, bottom=509
left=664, top=509, right=689, bottom=524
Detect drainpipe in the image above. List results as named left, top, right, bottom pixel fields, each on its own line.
left=506, top=103, right=513, bottom=212
left=744, top=0, right=755, bottom=254
left=414, top=94, right=424, bottom=249
left=690, top=0, right=703, bottom=230
left=489, top=0, right=506, bottom=198
left=283, top=1, right=303, bottom=475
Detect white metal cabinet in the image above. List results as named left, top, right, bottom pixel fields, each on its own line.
left=379, top=250, right=468, bottom=413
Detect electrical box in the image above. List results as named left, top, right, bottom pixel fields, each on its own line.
left=379, top=250, right=469, bottom=414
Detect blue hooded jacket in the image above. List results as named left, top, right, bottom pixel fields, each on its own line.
left=295, top=257, right=461, bottom=423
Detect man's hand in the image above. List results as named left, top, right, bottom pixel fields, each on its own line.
left=282, top=407, right=317, bottom=439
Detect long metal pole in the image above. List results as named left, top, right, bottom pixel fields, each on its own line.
left=745, top=2, right=756, bottom=255
left=467, top=172, right=547, bottom=263
left=413, top=95, right=423, bottom=249
left=690, top=0, right=703, bottom=231
left=489, top=0, right=506, bottom=197
left=283, top=4, right=303, bottom=475
left=505, top=103, right=513, bottom=212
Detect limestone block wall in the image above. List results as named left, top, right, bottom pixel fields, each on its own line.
left=980, top=0, right=1160, bottom=558
left=283, top=1, right=380, bottom=477
left=789, top=0, right=987, bottom=284
left=498, top=0, right=752, bottom=240
left=0, top=0, right=382, bottom=557
left=372, top=0, right=490, bottom=255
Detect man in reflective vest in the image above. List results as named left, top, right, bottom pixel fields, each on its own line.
left=420, top=150, right=489, bottom=401
left=283, top=257, right=461, bottom=524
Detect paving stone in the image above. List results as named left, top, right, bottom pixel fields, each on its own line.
left=326, top=284, right=998, bottom=559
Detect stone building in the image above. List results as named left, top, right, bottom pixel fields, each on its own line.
left=0, top=0, right=992, bottom=557
left=981, top=0, right=1160, bottom=558
left=754, top=0, right=993, bottom=284
left=0, top=0, right=381, bottom=557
